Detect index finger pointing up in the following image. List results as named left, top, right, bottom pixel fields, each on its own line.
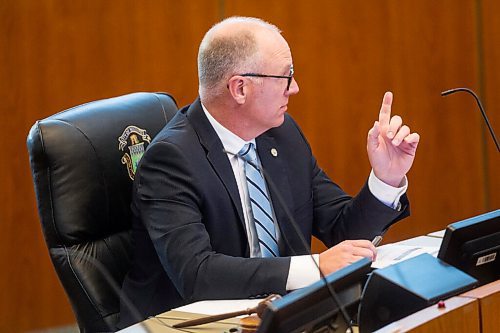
left=379, top=91, right=393, bottom=127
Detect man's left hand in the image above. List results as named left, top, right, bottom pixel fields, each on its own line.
left=367, top=92, right=420, bottom=187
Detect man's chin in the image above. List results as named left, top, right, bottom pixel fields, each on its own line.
left=272, top=115, right=286, bottom=128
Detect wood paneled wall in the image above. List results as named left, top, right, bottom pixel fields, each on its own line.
left=0, top=1, right=497, bottom=331
left=482, top=0, right=500, bottom=209
left=224, top=0, right=497, bottom=247
left=0, top=1, right=219, bottom=331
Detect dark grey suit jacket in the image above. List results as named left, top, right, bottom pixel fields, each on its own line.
left=118, top=98, right=409, bottom=328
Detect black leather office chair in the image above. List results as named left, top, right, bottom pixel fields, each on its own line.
left=27, top=92, right=178, bottom=332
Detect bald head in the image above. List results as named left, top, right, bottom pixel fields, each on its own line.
left=197, top=17, right=282, bottom=102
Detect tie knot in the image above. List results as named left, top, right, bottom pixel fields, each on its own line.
left=238, top=143, right=257, bottom=163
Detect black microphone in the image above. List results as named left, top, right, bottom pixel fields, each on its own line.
left=224, top=149, right=356, bottom=332
left=441, top=87, right=499, bottom=152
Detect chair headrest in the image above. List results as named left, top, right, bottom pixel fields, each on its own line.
left=27, top=92, right=178, bottom=247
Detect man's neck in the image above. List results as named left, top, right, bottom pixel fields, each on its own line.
left=201, top=101, right=260, bottom=141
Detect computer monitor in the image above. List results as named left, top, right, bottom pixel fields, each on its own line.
left=438, top=209, right=500, bottom=286
left=257, top=257, right=371, bottom=333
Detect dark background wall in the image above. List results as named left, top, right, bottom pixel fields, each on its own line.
left=1, top=1, right=498, bottom=330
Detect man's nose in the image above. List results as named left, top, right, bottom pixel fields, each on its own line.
left=287, top=77, right=299, bottom=95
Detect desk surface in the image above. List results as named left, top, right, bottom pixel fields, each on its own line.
left=119, top=234, right=497, bottom=333
left=120, top=310, right=242, bottom=333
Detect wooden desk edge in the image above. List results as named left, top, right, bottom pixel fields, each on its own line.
left=460, top=280, right=500, bottom=299
left=374, top=296, right=478, bottom=333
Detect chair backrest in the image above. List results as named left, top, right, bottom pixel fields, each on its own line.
left=27, top=92, right=178, bottom=332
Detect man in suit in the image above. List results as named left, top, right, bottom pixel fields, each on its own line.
left=119, top=16, right=420, bottom=328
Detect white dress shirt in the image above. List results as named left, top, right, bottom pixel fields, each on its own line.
left=202, top=104, right=407, bottom=290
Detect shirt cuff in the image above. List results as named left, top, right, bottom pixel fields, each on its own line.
left=286, top=254, right=321, bottom=291
left=368, top=170, right=408, bottom=210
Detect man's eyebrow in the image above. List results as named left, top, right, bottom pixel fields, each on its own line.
left=282, top=64, right=293, bottom=75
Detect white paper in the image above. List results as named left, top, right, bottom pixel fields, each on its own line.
left=372, top=243, right=440, bottom=269
left=173, top=299, right=262, bottom=316
left=118, top=299, right=262, bottom=332
left=396, top=235, right=443, bottom=248
left=427, top=229, right=446, bottom=238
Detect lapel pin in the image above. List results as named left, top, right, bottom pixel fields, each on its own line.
left=271, top=148, right=278, bottom=157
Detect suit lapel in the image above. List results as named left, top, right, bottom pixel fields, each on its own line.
left=186, top=99, right=246, bottom=231
left=256, top=135, right=295, bottom=255
left=186, top=99, right=297, bottom=256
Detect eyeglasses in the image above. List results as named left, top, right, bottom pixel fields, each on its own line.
left=238, top=65, right=294, bottom=91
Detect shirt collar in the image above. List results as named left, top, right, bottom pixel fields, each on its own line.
left=202, top=102, right=255, bottom=155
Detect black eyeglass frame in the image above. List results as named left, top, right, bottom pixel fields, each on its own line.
left=238, top=65, right=294, bottom=91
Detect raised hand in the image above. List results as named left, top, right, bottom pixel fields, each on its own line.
left=367, top=92, right=420, bottom=187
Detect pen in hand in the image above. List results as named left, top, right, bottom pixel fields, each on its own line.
left=372, top=235, right=383, bottom=247
left=371, top=235, right=383, bottom=262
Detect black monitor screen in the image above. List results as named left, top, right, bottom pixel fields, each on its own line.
left=257, top=257, right=371, bottom=333
left=438, top=209, right=500, bottom=286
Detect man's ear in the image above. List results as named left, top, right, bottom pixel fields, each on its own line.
left=227, top=76, right=247, bottom=105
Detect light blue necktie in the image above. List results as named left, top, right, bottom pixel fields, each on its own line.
left=238, top=143, right=280, bottom=257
